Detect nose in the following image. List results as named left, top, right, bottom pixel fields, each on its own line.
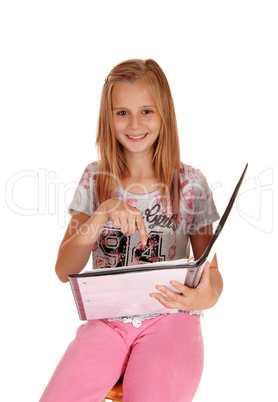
left=128, top=114, right=142, bottom=130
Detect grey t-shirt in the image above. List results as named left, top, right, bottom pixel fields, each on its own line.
left=68, top=162, right=220, bottom=270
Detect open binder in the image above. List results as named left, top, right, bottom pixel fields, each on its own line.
left=69, top=164, right=248, bottom=320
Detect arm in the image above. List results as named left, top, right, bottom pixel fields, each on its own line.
left=190, top=225, right=223, bottom=304
left=55, top=199, right=148, bottom=283
left=55, top=211, right=109, bottom=283
left=150, top=225, right=223, bottom=310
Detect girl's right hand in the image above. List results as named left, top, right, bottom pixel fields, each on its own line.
left=97, top=199, right=148, bottom=247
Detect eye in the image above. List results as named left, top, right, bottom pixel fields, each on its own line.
left=117, top=110, right=128, bottom=116
left=142, top=109, right=153, bottom=115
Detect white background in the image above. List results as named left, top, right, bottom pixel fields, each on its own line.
left=1, top=1, right=277, bottom=401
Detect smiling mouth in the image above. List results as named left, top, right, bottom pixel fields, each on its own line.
left=126, top=133, right=148, bottom=140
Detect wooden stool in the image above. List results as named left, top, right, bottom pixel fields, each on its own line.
left=102, top=376, right=123, bottom=401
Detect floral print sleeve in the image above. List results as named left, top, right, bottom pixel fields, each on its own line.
left=180, top=163, right=219, bottom=234
left=68, top=162, right=99, bottom=216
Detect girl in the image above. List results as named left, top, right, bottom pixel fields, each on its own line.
left=40, top=59, right=223, bottom=402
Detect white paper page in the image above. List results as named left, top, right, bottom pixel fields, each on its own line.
left=76, top=268, right=191, bottom=319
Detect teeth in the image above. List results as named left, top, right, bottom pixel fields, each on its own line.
left=127, top=134, right=146, bottom=139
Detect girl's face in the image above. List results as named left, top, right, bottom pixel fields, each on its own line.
left=112, top=80, right=161, bottom=160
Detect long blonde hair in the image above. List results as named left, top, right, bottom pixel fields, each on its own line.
left=95, top=58, right=181, bottom=216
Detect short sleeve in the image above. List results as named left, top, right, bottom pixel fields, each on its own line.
left=68, top=162, right=99, bottom=216
left=180, top=164, right=219, bottom=235
left=189, top=169, right=220, bottom=234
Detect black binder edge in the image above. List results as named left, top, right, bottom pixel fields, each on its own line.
left=195, top=162, right=248, bottom=266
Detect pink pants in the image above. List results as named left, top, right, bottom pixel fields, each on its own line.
left=40, top=313, right=204, bottom=402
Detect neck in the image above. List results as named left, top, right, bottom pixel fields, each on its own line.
left=121, top=152, right=157, bottom=194
left=124, top=152, right=154, bottom=179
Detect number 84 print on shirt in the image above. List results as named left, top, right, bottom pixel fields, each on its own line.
left=96, top=229, right=166, bottom=269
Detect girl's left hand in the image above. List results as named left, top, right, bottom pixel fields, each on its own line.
left=150, top=261, right=219, bottom=311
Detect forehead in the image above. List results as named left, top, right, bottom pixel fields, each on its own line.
left=112, top=80, right=156, bottom=107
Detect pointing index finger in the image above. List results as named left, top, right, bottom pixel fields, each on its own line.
left=135, top=215, right=148, bottom=247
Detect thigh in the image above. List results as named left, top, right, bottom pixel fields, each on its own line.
left=40, top=320, right=129, bottom=402
left=123, top=313, right=204, bottom=402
